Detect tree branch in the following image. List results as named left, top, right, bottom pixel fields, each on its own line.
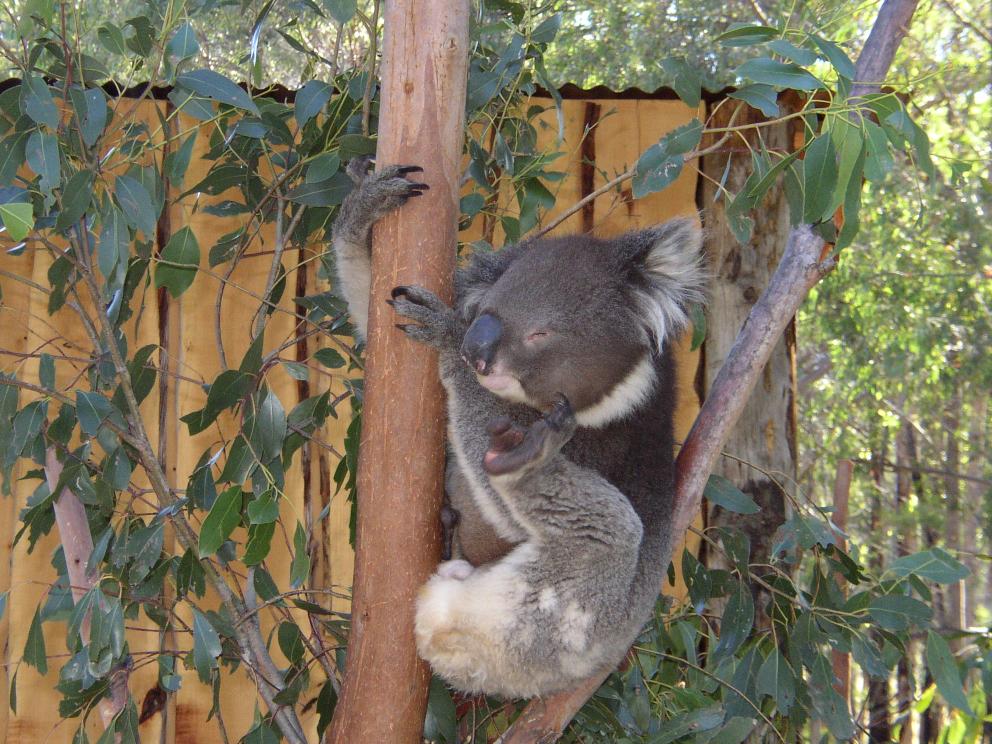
left=44, top=448, right=129, bottom=738
left=497, top=0, right=920, bottom=740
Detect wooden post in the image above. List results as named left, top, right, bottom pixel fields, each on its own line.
left=326, top=2, right=470, bottom=742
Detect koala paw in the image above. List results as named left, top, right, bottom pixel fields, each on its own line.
left=345, top=159, right=429, bottom=221
left=388, top=285, right=459, bottom=349
left=482, top=395, right=577, bottom=477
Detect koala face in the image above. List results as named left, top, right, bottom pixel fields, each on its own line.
left=460, top=235, right=655, bottom=416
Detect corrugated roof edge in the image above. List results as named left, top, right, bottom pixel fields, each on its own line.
left=0, top=77, right=735, bottom=102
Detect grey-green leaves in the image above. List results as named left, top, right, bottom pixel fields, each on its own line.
left=198, top=486, right=243, bottom=557
left=632, top=118, right=702, bottom=199
left=155, top=227, right=201, bottom=297
left=177, top=70, right=259, bottom=115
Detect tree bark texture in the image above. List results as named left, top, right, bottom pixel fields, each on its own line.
left=325, top=2, right=470, bottom=741
left=699, top=95, right=800, bottom=606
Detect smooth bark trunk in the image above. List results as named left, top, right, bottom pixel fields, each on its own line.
left=326, top=2, right=470, bottom=741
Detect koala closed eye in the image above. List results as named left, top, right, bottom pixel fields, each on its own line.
left=524, top=330, right=552, bottom=345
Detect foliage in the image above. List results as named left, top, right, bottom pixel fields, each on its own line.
left=0, top=0, right=987, bottom=742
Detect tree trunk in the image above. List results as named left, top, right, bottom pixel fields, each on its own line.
left=866, top=432, right=892, bottom=743
left=325, top=2, right=470, bottom=741
left=943, top=383, right=964, bottom=641
left=700, top=96, right=800, bottom=607
left=895, top=417, right=917, bottom=744
left=962, top=390, right=987, bottom=630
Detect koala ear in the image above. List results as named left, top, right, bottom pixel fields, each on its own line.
left=617, top=217, right=708, bottom=349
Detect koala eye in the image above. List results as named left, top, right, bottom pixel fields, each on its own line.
left=524, top=330, right=552, bottom=345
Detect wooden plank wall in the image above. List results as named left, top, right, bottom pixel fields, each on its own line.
left=0, top=94, right=704, bottom=742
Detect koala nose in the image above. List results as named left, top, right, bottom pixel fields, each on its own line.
left=461, top=313, right=502, bottom=374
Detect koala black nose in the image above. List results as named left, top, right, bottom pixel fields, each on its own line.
left=461, top=313, right=502, bottom=374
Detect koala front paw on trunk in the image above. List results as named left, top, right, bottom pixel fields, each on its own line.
left=388, top=285, right=461, bottom=350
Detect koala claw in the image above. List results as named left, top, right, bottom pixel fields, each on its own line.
left=482, top=397, right=577, bottom=477
left=396, top=165, right=424, bottom=175
left=390, top=286, right=460, bottom=349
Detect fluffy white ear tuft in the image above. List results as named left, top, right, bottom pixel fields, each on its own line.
left=631, top=217, right=708, bottom=349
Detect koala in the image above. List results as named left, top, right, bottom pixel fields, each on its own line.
left=331, top=157, right=706, bottom=698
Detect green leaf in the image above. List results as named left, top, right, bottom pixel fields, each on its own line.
left=295, top=80, right=332, bottom=126
left=423, top=676, right=457, bottom=743
left=647, top=705, right=724, bottom=743
left=286, top=172, right=352, bottom=206
left=712, top=581, right=754, bottom=660
left=243, top=521, right=275, bottom=565
left=247, top=490, right=279, bottom=524
left=76, top=88, right=108, bottom=147
left=0, top=131, right=28, bottom=186
left=97, top=23, right=129, bottom=56
left=809, top=35, right=856, bottom=80
left=98, top=204, right=129, bottom=281
left=290, top=522, right=310, bottom=588
left=154, top=226, right=200, bottom=298
left=314, top=348, right=346, bottom=369
left=115, top=175, right=157, bottom=237
left=704, top=475, right=760, bottom=514
left=852, top=635, right=890, bottom=677
left=756, top=648, right=795, bottom=713
left=177, top=70, right=259, bottom=115
left=76, top=391, right=117, bottom=436
left=531, top=13, right=562, bottom=44
left=21, top=76, right=59, bottom=129
left=305, top=152, right=341, bottom=184
left=167, top=22, right=200, bottom=61
left=0, top=202, right=33, bottom=241
left=659, top=57, right=702, bottom=107
left=729, top=84, right=779, bottom=117
left=890, top=549, right=969, bottom=584
left=801, top=134, right=838, bottom=224
left=191, top=608, right=222, bottom=683
left=165, top=131, right=198, bottom=186
left=24, top=606, right=47, bottom=675
left=191, top=369, right=249, bottom=433
left=768, top=39, right=817, bottom=66
left=26, top=130, right=60, bottom=192
left=254, top=392, right=286, bottom=461
left=689, top=303, right=706, bottom=351
left=8, top=400, right=47, bottom=462
left=926, top=631, right=974, bottom=715
left=321, top=0, right=357, bottom=23
left=863, top=120, right=893, bottom=182
left=56, top=171, right=95, bottom=232
left=716, top=24, right=780, bottom=46
left=737, top=58, right=821, bottom=90
left=631, top=119, right=701, bottom=199
left=197, top=486, right=243, bottom=558
left=868, top=594, right=933, bottom=632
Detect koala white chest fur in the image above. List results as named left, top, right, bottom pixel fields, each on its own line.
left=331, top=157, right=706, bottom=698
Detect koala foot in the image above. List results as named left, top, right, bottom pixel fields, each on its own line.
left=389, top=285, right=460, bottom=349
left=482, top=396, right=577, bottom=477
left=436, top=559, right=474, bottom=580
left=344, top=157, right=429, bottom=223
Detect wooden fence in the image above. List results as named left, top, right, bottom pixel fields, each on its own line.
left=0, top=90, right=704, bottom=742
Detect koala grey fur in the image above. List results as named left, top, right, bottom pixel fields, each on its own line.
left=331, top=158, right=706, bottom=699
